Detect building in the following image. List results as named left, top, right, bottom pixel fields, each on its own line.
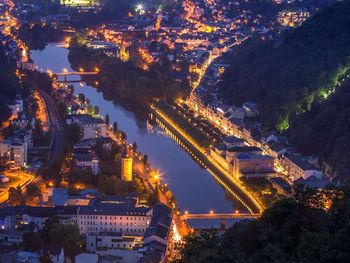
left=223, top=135, right=245, bottom=149
left=232, top=152, right=275, bottom=177
left=66, top=114, right=107, bottom=140
left=282, top=153, right=323, bottom=182
left=0, top=140, right=27, bottom=168
left=77, top=203, right=152, bottom=236
left=86, top=232, right=141, bottom=252
left=121, top=150, right=133, bottom=182
left=60, top=0, right=99, bottom=7
left=8, top=97, right=23, bottom=119
left=75, top=153, right=100, bottom=175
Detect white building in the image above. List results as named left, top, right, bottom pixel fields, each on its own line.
left=8, top=97, right=23, bottom=118
left=66, top=114, right=107, bottom=140
left=77, top=204, right=153, bottom=236
left=0, top=140, right=27, bottom=168
left=282, top=153, right=323, bottom=182
left=75, top=153, right=100, bottom=175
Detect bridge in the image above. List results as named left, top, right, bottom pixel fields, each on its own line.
left=53, top=71, right=98, bottom=76
left=52, top=71, right=99, bottom=83
left=181, top=213, right=260, bottom=220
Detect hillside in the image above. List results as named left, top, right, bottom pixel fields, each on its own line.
left=178, top=187, right=350, bottom=263
left=0, top=48, right=22, bottom=124
left=288, top=80, right=350, bottom=175
left=220, top=0, right=350, bottom=131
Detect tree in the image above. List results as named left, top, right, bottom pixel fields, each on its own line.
left=113, top=121, right=118, bottom=132
left=23, top=232, right=41, bottom=252
left=49, top=224, right=83, bottom=259
left=143, top=154, right=149, bottom=166
left=132, top=142, right=138, bottom=152
left=26, top=184, right=42, bottom=205
left=8, top=186, right=25, bottom=205
left=93, top=106, right=99, bottom=116
left=105, top=114, right=110, bottom=126
left=67, top=85, right=74, bottom=95
left=65, top=123, right=81, bottom=145
left=77, top=93, right=85, bottom=104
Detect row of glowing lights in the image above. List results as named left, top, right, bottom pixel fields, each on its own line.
left=153, top=106, right=263, bottom=213
left=156, top=117, right=255, bottom=214
left=46, top=67, right=100, bottom=75
left=183, top=209, right=242, bottom=215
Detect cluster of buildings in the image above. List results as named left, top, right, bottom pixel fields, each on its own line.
left=190, top=92, right=328, bottom=189
left=0, top=96, right=34, bottom=170
left=277, top=9, right=310, bottom=27
left=0, top=194, right=173, bottom=262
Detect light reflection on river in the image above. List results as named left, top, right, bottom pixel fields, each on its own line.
left=31, top=43, right=245, bottom=228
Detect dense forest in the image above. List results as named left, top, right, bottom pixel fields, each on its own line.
left=178, top=186, right=350, bottom=263
left=288, top=80, right=350, bottom=176
left=68, top=37, right=189, bottom=106
left=220, top=0, right=350, bottom=131
left=0, top=48, right=22, bottom=124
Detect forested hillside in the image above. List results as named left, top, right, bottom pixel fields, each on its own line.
left=178, top=187, right=350, bottom=263
left=0, top=48, right=21, bottom=124
left=220, top=0, right=350, bottom=131
left=288, top=80, right=350, bottom=175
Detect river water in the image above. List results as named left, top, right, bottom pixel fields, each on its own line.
left=31, top=43, right=244, bottom=227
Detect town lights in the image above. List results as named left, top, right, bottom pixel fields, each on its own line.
left=135, top=3, right=145, bottom=15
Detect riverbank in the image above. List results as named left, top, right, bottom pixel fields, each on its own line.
left=31, top=43, right=249, bottom=229
left=67, top=40, right=190, bottom=105
left=150, top=104, right=264, bottom=214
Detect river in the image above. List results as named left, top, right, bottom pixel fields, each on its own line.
left=31, top=43, right=245, bottom=228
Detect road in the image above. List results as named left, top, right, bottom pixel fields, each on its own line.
left=39, top=90, right=64, bottom=167
left=0, top=171, right=35, bottom=204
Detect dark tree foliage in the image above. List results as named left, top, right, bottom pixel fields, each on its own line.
left=0, top=47, right=22, bottom=125
left=220, top=0, right=350, bottom=130
left=68, top=41, right=190, bottom=106
left=288, top=80, right=350, bottom=176
left=178, top=187, right=350, bottom=263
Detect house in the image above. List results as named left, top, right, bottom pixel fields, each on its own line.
left=16, top=251, right=40, bottom=263
left=66, top=114, right=107, bottom=140
left=8, top=97, right=23, bottom=118
left=223, top=135, right=245, bottom=149
left=294, top=175, right=329, bottom=189
left=86, top=232, right=140, bottom=252
left=0, top=129, right=32, bottom=168
left=243, top=101, right=259, bottom=117
left=75, top=152, right=100, bottom=175
left=227, top=106, right=245, bottom=120
left=40, top=247, right=65, bottom=263
left=73, top=145, right=100, bottom=175
left=282, top=153, right=323, bottom=182
left=0, top=140, right=27, bottom=168
left=266, top=141, right=287, bottom=159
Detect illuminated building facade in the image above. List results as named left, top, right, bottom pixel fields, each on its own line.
left=60, top=0, right=99, bottom=7
left=121, top=150, right=133, bottom=182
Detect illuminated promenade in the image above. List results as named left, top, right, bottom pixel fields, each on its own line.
left=150, top=105, right=264, bottom=215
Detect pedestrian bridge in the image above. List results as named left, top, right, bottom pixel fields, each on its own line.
left=181, top=213, right=261, bottom=220
left=53, top=71, right=98, bottom=76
